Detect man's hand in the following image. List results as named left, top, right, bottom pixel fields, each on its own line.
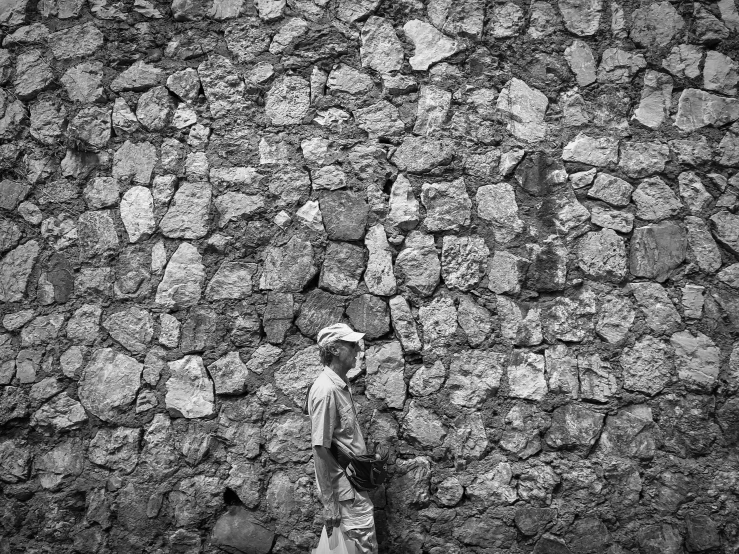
left=322, top=500, right=342, bottom=528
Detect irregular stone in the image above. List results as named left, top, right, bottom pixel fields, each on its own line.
left=633, top=70, right=673, bottom=129
left=629, top=221, right=687, bottom=281
left=209, top=352, right=249, bottom=395
left=414, top=85, right=451, bottom=136
left=110, top=60, right=163, bottom=92
left=562, top=133, right=619, bottom=166
left=360, top=16, right=403, bottom=74
left=670, top=330, right=720, bottom=389
left=677, top=173, right=711, bottom=215
left=476, top=182, right=525, bottom=245
left=632, top=177, right=681, bottom=221
left=102, top=307, right=154, bottom=355
left=402, top=401, right=446, bottom=448
left=619, top=141, right=669, bottom=179
left=79, top=348, right=142, bottom=422
left=630, top=282, right=681, bottom=335
left=403, top=19, right=460, bottom=71
left=319, top=191, right=368, bottom=241
left=265, top=75, right=310, bottom=125
left=620, top=336, right=673, bottom=395
left=205, top=261, right=256, bottom=301
left=89, top=427, right=141, bottom=473
left=136, top=86, right=175, bottom=131
left=418, top=295, right=457, bottom=351
left=327, top=64, right=374, bottom=96
left=180, top=306, right=218, bottom=353
left=268, top=165, right=310, bottom=210
left=558, top=0, right=603, bottom=36
left=319, top=241, right=365, bottom=295
left=597, top=48, right=647, bottom=84
left=198, top=55, right=248, bottom=118
left=214, top=193, right=264, bottom=228
left=295, top=289, right=347, bottom=338
left=269, top=17, right=308, bottom=54
left=0, top=180, right=29, bottom=211
left=545, top=344, right=580, bottom=396
left=576, top=229, right=627, bottom=282
left=346, top=294, right=390, bottom=340
left=718, top=130, right=739, bottom=167
left=674, top=89, right=739, bottom=132
left=389, top=295, right=422, bottom=353
left=66, top=304, right=101, bottom=344
left=703, top=50, right=738, bottom=96
left=444, top=349, right=504, bottom=407
left=273, top=345, right=322, bottom=406
left=630, top=2, right=684, bottom=48
left=544, top=403, right=604, bottom=455
left=30, top=101, right=66, bottom=145
left=595, top=293, right=634, bottom=343
left=387, top=175, right=420, bottom=231
left=391, top=136, right=454, bottom=174
left=487, top=250, right=527, bottom=295
left=35, top=438, right=84, bottom=490
left=166, top=356, right=215, bottom=418
left=260, top=236, right=317, bottom=292
left=155, top=243, right=205, bottom=310
left=440, top=235, right=488, bottom=291
left=31, top=394, right=86, bottom=432
left=363, top=340, right=406, bottom=409
left=113, top=141, right=157, bottom=186
left=364, top=225, right=396, bottom=296
left=590, top=205, right=633, bottom=233
left=682, top=283, right=705, bottom=319
left=457, top=295, right=492, bottom=347
left=68, top=106, right=111, bottom=151
left=577, top=353, right=617, bottom=402
left=637, top=524, right=684, bottom=554
left=497, top=296, right=543, bottom=346
left=662, top=44, right=703, bottom=79
left=564, top=40, right=597, bottom=86
left=159, top=182, right=211, bottom=239
left=515, top=508, right=557, bottom=536
left=421, top=178, right=471, bottom=232
left=693, top=4, right=730, bottom=44
left=490, top=2, right=524, bottom=38
left=395, top=231, right=440, bottom=296
left=166, top=68, right=201, bottom=103
left=500, top=403, right=551, bottom=459
left=507, top=351, right=547, bottom=401
left=0, top=240, right=39, bottom=303
left=496, top=78, right=548, bottom=142
left=112, top=98, right=139, bottom=134
left=408, top=360, right=445, bottom=398
left=212, top=506, right=274, bottom=554
left=311, top=165, right=347, bottom=191
left=119, top=186, right=155, bottom=243
left=13, top=49, right=53, bottom=100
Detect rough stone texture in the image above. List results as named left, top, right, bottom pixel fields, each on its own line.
left=1, top=3, right=735, bottom=553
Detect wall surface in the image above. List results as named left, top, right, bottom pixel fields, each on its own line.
left=1, top=0, right=739, bottom=552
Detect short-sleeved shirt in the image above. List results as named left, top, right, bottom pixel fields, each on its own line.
left=308, top=367, right=367, bottom=501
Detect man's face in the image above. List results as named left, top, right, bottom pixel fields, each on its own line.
left=332, top=339, right=362, bottom=370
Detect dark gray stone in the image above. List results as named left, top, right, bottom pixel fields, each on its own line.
left=319, top=191, right=369, bottom=241
left=180, top=306, right=218, bottom=353
left=295, top=289, right=347, bottom=338
left=630, top=222, right=687, bottom=281
left=346, top=294, right=390, bottom=340
left=544, top=403, right=604, bottom=455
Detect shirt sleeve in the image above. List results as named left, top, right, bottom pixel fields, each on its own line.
left=310, top=392, right=336, bottom=448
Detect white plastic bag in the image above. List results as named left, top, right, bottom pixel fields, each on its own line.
left=311, top=526, right=357, bottom=554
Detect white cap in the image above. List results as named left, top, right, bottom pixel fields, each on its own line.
left=317, top=323, right=365, bottom=347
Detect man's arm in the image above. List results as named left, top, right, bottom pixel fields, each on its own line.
left=313, top=445, right=341, bottom=527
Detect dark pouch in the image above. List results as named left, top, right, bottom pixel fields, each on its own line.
left=330, top=442, right=388, bottom=492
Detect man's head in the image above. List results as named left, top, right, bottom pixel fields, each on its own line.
left=317, top=323, right=365, bottom=371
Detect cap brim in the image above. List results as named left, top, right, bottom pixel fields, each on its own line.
left=339, top=331, right=365, bottom=342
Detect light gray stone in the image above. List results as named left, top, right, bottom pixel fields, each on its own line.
left=670, top=331, right=720, bottom=389
left=441, top=235, right=488, bottom=291
left=577, top=229, right=627, bottom=282
left=476, top=182, right=524, bottom=245
left=598, top=48, right=647, bottom=84
left=704, top=50, right=738, bottom=96
left=0, top=240, right=39, bottom=303
left=678, top=172, right=712, bottom=214
left=14, top=50, right=53, bottom=100
left=564, top=40, right=597, bottom=87
left=364, top=225, right=396, bottom=296
left=159, top=182, right=211, bottom=239
left=327, top=64, right=374, bottom=96
left=419, top=295, right=457, bottom=352
left=674, top=89, right=739, bottom=132
left=562, top=133, right=619, bottom=166
left=590, top=205, right=633, bottom=233
left=79, top=348, right=142, bottom=422
left=414, top=85, right=452, bottom=136
left=632, top=177, right=681, bottom=221
left=112, top=97, right=139, bottom=133
left=577, top=353, right=617, bottom=402
left=662, top=44, right=703, bottom=79
left=311, top=165, right=347, bottom=191
left=619, top=141, right=669, bottom=179
left=497, top=296, right=543, bottom=346
left=89, top=427, right=141, bottom=473
left=166, top=355, right=215, bottom=418
left=387, top=175, right=420, bottom=231
left=361, top=16, right=403, bottom=74
left=319, top=241, right=365, bottom=295
left=403, top=19, right=460, bottom=71
left=155, top=243, right=206, bottom=310
left=395, top=231, right=440, bottom=296
left=402, top=401, right=446, bottom=448
left=265, top=75, right=310, bottom=125
left=409, top=360, right=446, bottom=397
left=630, top=282, right=681, bottom=335
left=508, top=351, right=547, bottom=401
left=167, top=68, right=201, bottom=103
left=621, top=336, right=673, bottom=395
left=206, top=262, right=257, bottom=300
left=136, top=86, right=175, bottom=131
left=496, top=78, right=548, bottom=142
left=457, top=295, right=492, bottom=347
left=209, top=352, right=249, bottom=395
left=595, top=293, right=634, bottom=343
left=487, top=251, right=527, bottom=295
left=198, top=55, right=248, bottom=118
left=544, top=403, right=604, bottom=454
left=389, top=295, right=422, bottom=353
left=490, top=2, right=524, bottom=38
left=711, top=210, right=739, bottom=255
left=391, top=136, right=454, bottom=174
left=630, top=221, right=687, bottom=281
left=113, top=141, right=157, bottom=186
left=558, top=0, right=603, bottom=35
left=421, top=178, right=471, bottom=232
left=273, top=345, right=322, bottom=406
left=545, top=344, right=579, bottom=396
left=365, top=341, right=406, bottom=409
left=682, top=283, right=705, bottom=319
left=630, top=1, right=684, bottom=48
left=447, top=349, right=505, bottom=407
left=259, top=236, right=317, bottom=292
left=103, top=307, right=154, bottom=354
left=633, top=70, right=673, bottom=129
left=120, top=186, right=155, bottom=243
left=111, top=60, right=163, bottom=92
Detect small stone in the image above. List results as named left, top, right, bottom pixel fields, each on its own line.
left=693, top=4, right=730, bottom=44
left=630, top=282, right=682, bottom=335
left=110, top=60, right=163, bottom=92
left=476, top=182, right=524, bottom=245
left=457, top=295, right=492, bottom=347
left=295, top=289, right=347, bottom=338
left=487, top=251, right=527, bottom=294
left=409, top=360, right=445, bottom=397
left=711, top=210, right=739, bottom=255
left=597, top=48, right=647, bottom=84
left=214, top=192, right=264, bottom=228
left=630, top=1, right=684, bottom=48
left=389, top=295, right=422, bottom=353
left=48, top=22, right=103, bottom=61
left=364, top=225, right=397, bottom=296
left=500, top=403, right=551, bottom=459
left=155, top=243, right=206, bottom=310
left=15, top=349, right=41, bottom=383
left=564, top=40, right=597, bottom=87
left=441, top=235, right=488, bottom=291
left=311, top=165, right=347, bottom=191
left=414, top=85, right=452, bottom=136
left=0, top=240, right=39, bottom=302
left=255, top=0, right=284, bottom=20
left=403, top=19, right=461, bottom=71
left=103, top=307, right=154, bottom=354
left=166, top=355, right=215, bottom=418
left=365, top=341, right=406, bottom=409
left=265, top=75, right=310, bottom=125
left=391, top=137, right=454, bottom=174
left=595, top=293, right=635, bottom=343
left=395, top=231, right=440, bottom=296
left=159, top=182, right=211, bottom=239
left=30, top=100, right=66, bottom=145
left=682, top=283, right=705, bottom=319
left=319, top=241, right=365, bottom=295
left=418, top=295, right=458, bottom=352
left=209, top=352, right=249, bottom=395
left=387, top=175, right=420, bottom=231
left=327, top=64, right=374, bottom=96
left=630, top=221, right=687, bottom=281
left=402, top=401, right=446, bottom=448
left=206, top=262, right=257, bottom=300
left=678, top=172, right=712, bottom=214
left=577, top=229, right=627, bottom=282
left=662, top=44, right=703, bottom=79
left=112, top=97, right=139, bottom=134
left=490, top=2, right=524, bottom=38
left=259, top=236, right=317, bottom=292
left=590, top=205, right=633, bottom=233
left=295, top=200, right=323, bottom=232
left=558, top=0, right=603, bottom=36
left=545, top=344, right=579, bottom=396
left=361, top=16, right=403, bottom=74
left=545, top=403, right=604, bottom=454
left=319, top=191, right=369, bottom=241
left=68, top=105, right=111, bottom=150
left=113, top=140, right=157, bottom=186
left=674, top=89, right=739, bottom=132
left=562, top=133, right=619, bottom=166
left=13, top=49, right=53, bottom=100
left=497, top=296, right=543, bottom=346
left=704, top=50, right=738, bottom=96
left=346, top=294, right=390, bottom=340
left=18, top=202, right=43, bottom=225
left=166, top=68, right=201, bottom=103
left=577, top=353, right=617, bottom=402
left=136, top=86, right=175, bottom=131
left=269, top=17, right=308, bottom=54
left=633, top=70, right=673, bottom=129
left=619, top=141, right=669, bottom=179
left=620, top=336, right=673, bottom=395
left=670, top=330, right=720, bottom=389
left=180, top=305, right=218, bottom=353
left=496, top=78, right=548, bottom=142
left=632, top=177, right=681, bottom=221
left=159, top=313, right=180, bottom=348
left=77, top=211, right=119, bottom=260
left=507, top=351, right=547, bottom=401
left=198, top=55, right=248, bottom=118
left=421, top=178, right=471, bottom=232
left=79, top=348, right=142, bottom=422
left=499, top=148, right=525, bottom=176
left=66, top=304, right=102, bottom=344
left=142, top=347, right=166, bottom=386
left=120, top=186, right=155, bottom=243
left=88, top=427, right=141, bottom=473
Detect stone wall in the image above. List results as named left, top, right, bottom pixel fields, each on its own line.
left=1, top=0, right=738, bottom=552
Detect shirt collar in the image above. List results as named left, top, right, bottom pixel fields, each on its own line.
left=323, top=366, right=348, bottom=389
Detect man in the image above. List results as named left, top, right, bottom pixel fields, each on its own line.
left=306, top=323, right=378, bottom=554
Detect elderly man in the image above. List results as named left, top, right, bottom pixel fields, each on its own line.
left=306, top=323, right=378, bottom=554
